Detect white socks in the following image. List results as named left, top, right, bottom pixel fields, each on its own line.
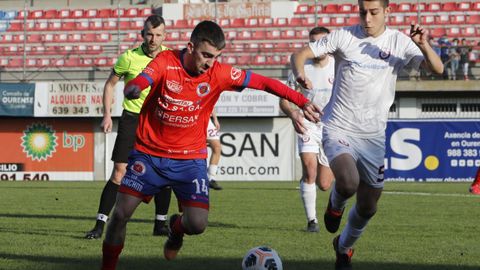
left=208, top=164, right=218, bottom=180
left=155, top=214, right=168, bottom=221
left=300, top=181, right=317, bottom=223
left=338, top=205, right=370, bottom=253
left=96, top=213, right=108, bottom=223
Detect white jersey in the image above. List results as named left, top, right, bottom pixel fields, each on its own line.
left=309, top=25, right=424, bottom=138
left=287, top=57, right=335, bottom=109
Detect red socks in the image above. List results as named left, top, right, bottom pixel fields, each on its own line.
left=101, top=242, right=124, bottom=270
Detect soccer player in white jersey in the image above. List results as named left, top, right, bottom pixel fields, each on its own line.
left=280, top=26, right=335, bottom=233
left=207, top=111, right=223, bottom=190
left=292, top=1, right=443, bottom=269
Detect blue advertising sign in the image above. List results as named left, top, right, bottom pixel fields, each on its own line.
left=0, top=83, right=35, bottom=116
left=385, top=120, right=480, bottom=182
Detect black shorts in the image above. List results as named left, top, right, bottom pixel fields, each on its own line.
left=111, top=110, right=139, bottom=163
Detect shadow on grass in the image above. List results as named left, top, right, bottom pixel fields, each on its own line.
left=0, top=252, right=477, bottom=270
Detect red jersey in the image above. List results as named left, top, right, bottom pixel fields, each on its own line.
left=134, top=50, right=247, bottom=159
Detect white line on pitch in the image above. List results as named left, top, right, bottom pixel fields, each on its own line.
left=383, top=191, right=478, bottom=198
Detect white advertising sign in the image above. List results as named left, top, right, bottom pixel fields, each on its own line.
left=212, top=117, right=295, bottom=181
left=215, top=88, right=280, bottom=117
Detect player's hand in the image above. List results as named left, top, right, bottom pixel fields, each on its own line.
left=295, top=74, right=313, bottom=90
left=124, top=84, right=141, bottom=99
left=290, top=109, right=307, bottom=134
left=301, top=101, right=322, bottom=124
left=101, top=116, right=113, bottom=133
left=410, top=22, right=428, bottom=47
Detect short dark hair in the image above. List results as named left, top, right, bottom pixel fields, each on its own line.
left=359, top=0, right=389, bottom=8
left=145, top=14, right=165, bottom=28
left=190, top=20, right=226, bottom=50
left=310, top=26, right=330, bottom=36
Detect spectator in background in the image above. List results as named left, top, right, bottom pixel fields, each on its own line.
left=458, top=38, right=471, bottom=80
left=437, top=35, right=451, bottom=80
left=447, top=38, right=460, bottom=80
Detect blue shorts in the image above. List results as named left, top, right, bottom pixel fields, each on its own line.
left=119, top=149, right=209, bottom=209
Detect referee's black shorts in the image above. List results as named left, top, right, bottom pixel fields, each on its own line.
left=111, top=110, right=139, bottom=163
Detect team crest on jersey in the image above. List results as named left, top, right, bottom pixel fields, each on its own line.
left=328, top=76, right=334, bottom=84
left=301, top=134, right=311, bottom=143
left=196, top=82, right=210, bottom=97
left=379, top=49, right=391, bottom=60
left=166, top=80, right=183, bottom=94
left=231, top=67, right=242, bottom=80
left=131, top=161, right=146, bottom=176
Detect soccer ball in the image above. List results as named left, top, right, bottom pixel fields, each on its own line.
left=241, top=246, right=283, bottom=270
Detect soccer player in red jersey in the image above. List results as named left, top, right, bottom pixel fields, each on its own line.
left=101, top=20, right=321, bottom=270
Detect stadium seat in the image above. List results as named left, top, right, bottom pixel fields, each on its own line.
left=435, top=14, right=450, bottom=25
left=84, top=9, right=98, bottom=18
left=123, top=32, right=140, bottom=42
left=28, top=10, right=44, bottom=19
left=8, top=22, right=23, bottom=31
left=429, top=27, right=446, bottom=38
left=96, top=33, right=111, bottom=42
left=57, top=9, right=70, bottom=19
left=0, top=58, right=8, bottom=67
left=427, top=2, right=442, bottom=12
left=259, top=18, right=273, bottom=27
left=450, top=15, right=466, bottom=25
left=0, top=34, right=13, bottom=43
left=167, top=31, right=181, bottom=41
left=260, top=43, right=274, bottom=50
left=8, top=58, right=23, bottom=68
left=64, top=58, right=80, bottom=68
left=125, top=8, right=139, bottom=17
left=83, top=33, right=96, bottom=42
left=266, top=29, right=281, bottom=39
left=76, top=21, right=89, bottom=31
left=25, top=58, right=36, bottom=68
left=224, top=56, right=236, bottom=65
left=295, top=4, right=314, bottom=15
left=245, top=43, right=260, bottom=51
left=347, top=16, right=360, bottom=26
left=181, top=31, right=191, bottom=41
left=473, top=2, right=480, bottom=11
left=289, top=17, right=303, bottom=27
left=231, top=18, right=245, bottom=28
left=388, top=3, right=398, bottom=12
left=318, top=16, right=331, bottom=27
left=62, top=21, right=77, bottom=31
left=43, top=9, right=58, bottom=19
left=405, top=15, right=419, bottom=25
left=421, top=15, right=435, bottom=25
left=36, top=58, right=51, bottom=68
left=331, top=17, right=347, bottom=27
left=16, top=10, right=27, bottom=20
left=103, top=20, right=117, bottom=30
left=397, top=3, right=412, bottom=12
left=119, top=21, right=132, bottom=30
left=139, top=8, right=152, bottom=17
left=174, top=19, right=189, bottom=29
left=302, top=17, right=316, bottom=27
left=280, top=29, right=296, bottom=39
left=25, top=21, right=34, bottom=31
left=236, top=55, right=251, bottom=65
left=70, top=9, right=85, bottom=19
left=112, top=8, right=125, bottom=17
left=412, top=3, right=426, bottom=12
left=456, top=2, right=471, bottom=12
left=467, top=15, right=480, bottom=24
left=253, top=55, right=267, bottom=65
left=97, top=9, right=112, bottom=18
left=218, top=18, right=230, bottom=28
left=69, top=33, right=83, bottom=43
left=338, top=3, right=354, bottom=13
left=323, top=4, right=338, bottom=13
left=225, top=30, right=237, bottom=40
left=43, top=33, right=54, bottom=42
left=79, top=58, right=94, bottom=67
left=251, top=30, right=266, bottom=40
left=31, top=46, right=45, bottom=55
left=245, top=18, right=259, bottom=28
left=296, top=29, right=309, bottom=39
left=274, top=18, right=288, bottom=27
left=461, top=26, right=477, bottom=37
left=237, top=30, right=251, bottom=40
left=446, top=27, right=461, bottom=37
left=88, top=45, right=102, bottom=54
left=27, top=34, right=42, bottom=43
left=441, top=2, right=456, bottom=12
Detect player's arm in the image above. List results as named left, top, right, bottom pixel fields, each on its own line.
left=291, top=48, right=316, bottom=90
left=244, top=72, right=321, bottom=124
left=124, top=59, right=161, bottom=99
left=410, top=23, right=444, bottom=74
left=101, top=71, right=121, bottom=133
left=279, top=77, right=308, bottom=134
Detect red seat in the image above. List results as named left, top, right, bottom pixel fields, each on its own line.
left=412, top=3, right=426, bottom=12
left=237, top=30, right=251, bottom=40
left=118, top=21, right=131, bottom=30
left=435, top=14, right=450, bottom=25
left=96, top=33, right=111, bottom=42
left=8, top=22, right=22, bottom=31
left=174, top=19, right=189, bottom=29
left=421, top=15, right=435, bottom=25
left=331, top=17, right=347, bottom=27
left=97, top=9, right=112, bottom=18
left=280, top=29, right=296, bottom=39
left=318, top=16, right=331, bottom=27
left=139, top=8, right=152, bottom=17
left=251, top=30, right=266, bottom=40
left=289, top=17, right=303, bottom=27
left=296, top=29, right=309, bottom=39
left=123, top=32, right=140, bottom=42
left=62, top=21, right=76, bottom=31
left=467, top=15, right=480, bottom=24
left=253, top=55, right=267, bottom=65
left=69, top=33, right=83, bottom=43
left=259, top=18, right=273, bottom=27
left=236, top=55, right=251, bottom=65
left=274, top=18, right=288, bottom=27
left=25, top=58, right=37, bottom=68
left=58, top=9, right=70, bottom=18
left=167, top=31, right=181, bottom=41
left=0, top=58, right=8, bottom=67
left=388, top=3, right=398, bottom=12
left=8, top=58, right=23, bottom=68
left=397, top=3, right=412, bottom=12
left=103, top=20, right=117, bottom=30
left=441, top=2, right=456, bottom=12
left=405, top=15, right=419, bottom=25
left=224, top=56, right=237, bottom=65
left=266, top=29, right=281, bottom=39
left=323, top=4, right=338, bottom=13
left=79, top=58, right=94, bottom=67
left=473, top=2, right=480, bottom=11
left=76, top=21, right=89, bottom=31
left=43, top=33, right=54, bottom=43
left=28, top=10, right=43, bottom=19
left=48, top=21, right=62, bottom=31
left=84, top=9, right=98, bottom=18
left=112, top=8, right=125, bottom=17
left=224, top=30, right=237, bottom=40
left=347, top=16, right=360, bottom=26
left=295, top=4, right=314, bottom=14
left=83, top=33, right=97, bottom=42
left=1, top=34, right=14, bottom=43
left=450, top=15, right=466, bottom=25
left=427, top=2, right=442, bottom=12
left=338, top=3, right=354, bottom=13
left=88, top=45, right=102, bottom=54
left=64, top=58, right=80, bottom=68
left=36, top=58, right=50, bottom=67
left=70, top=9, right=85, bottom=18
left=231, top=18, right=245, bottom=28
left=446, top=27, right=461, bottom=37
left=218, top=18, right=230, bottom=28
left=456, top=2, right=471, bottom=11
left=429, top=27, right=446, bottom=38
left=302, top=17, right=316, bottom=27
left=461, top=27, right=477, bottom=37
left=245, top=18, right=259, bottom=28
left=27, top=34, right=42, bottom=43
left=43, top=9, right=58, bottom=19
left=125, top=8, right=139, bottom=17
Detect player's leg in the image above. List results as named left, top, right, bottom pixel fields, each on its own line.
left=85, top=162, right=127, bottom=239
left=101, top=192, right=142, bottom=270
left=164, top=158, right=210, bottom=260
left=207, top=139, right=223, bottom=190
left=153, top=187, right=172, bottom=236
left=299, top=152, right=320, bottom=232
left=86, top=111, right=137, bottom=239
left=469, top=167, right=480, bottom=194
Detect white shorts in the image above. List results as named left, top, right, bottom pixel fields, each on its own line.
left=322, top=127, right=385, bottom=188
left=297, top=120, right=329, bottom=167
left=207, top=118, right=220, bottom=140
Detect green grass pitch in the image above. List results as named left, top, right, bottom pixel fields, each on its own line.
left=0, top=181, right=478, bottom=270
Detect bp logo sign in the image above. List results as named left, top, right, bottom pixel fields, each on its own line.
left=21, top=123, right=58, bottom=161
